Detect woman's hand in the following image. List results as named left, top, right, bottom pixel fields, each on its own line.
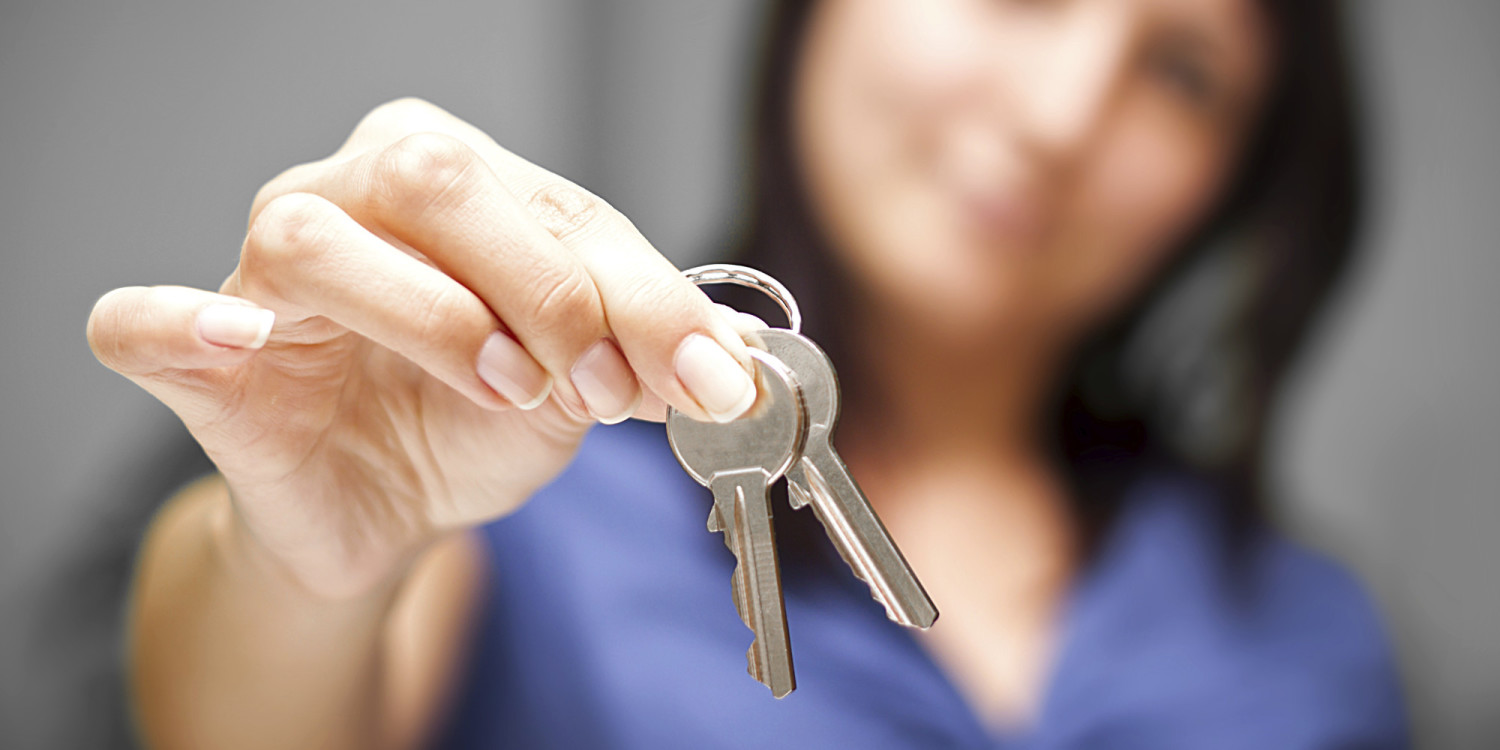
left=87, top=98, right=760, bottom=600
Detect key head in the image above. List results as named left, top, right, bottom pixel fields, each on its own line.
left=667, top=348, right=807, bottom=486
left=758, top=329, right=839, bottom=432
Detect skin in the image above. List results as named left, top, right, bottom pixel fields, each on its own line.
left=794, top=0, right=1268, bottom=726
left=93, top=0, right=1269, bottom=746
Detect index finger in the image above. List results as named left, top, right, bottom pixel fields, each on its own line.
left=349, top=99, right=760, bottom=423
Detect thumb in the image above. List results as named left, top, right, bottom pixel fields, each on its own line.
left=88, top=285, right=274, bottom=425
left=89, top=285, right=275, bottom=376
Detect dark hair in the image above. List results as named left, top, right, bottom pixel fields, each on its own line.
left=721, top=0, right=1364, bottom=553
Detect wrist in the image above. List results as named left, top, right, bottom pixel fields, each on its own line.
left=204, top=478, right=421, bottom=609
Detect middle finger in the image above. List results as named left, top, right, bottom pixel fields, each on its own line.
left=287, top=132, right=613, bottom=419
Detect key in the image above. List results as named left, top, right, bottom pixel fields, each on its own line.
left=666, top=348, right=807, bottom=698
left=759, top=328, right=940, bottom=630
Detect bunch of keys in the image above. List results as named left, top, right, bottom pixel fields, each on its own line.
left=665, top=264, right=939, bottom=698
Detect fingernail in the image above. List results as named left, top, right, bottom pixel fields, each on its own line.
left=674, top=334, right=755, bottom=423
left=197, top=304, right=274, bottom=349
left=714, top=303, right=769, bottom=337
left=477, top=331, right=552, bottom=409
left=570, top=339, right=642, bottom=424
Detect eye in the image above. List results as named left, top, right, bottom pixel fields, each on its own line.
left=989, top=0, right=1057, bottom=9
left=1145, top=40, right=1221, bottom=112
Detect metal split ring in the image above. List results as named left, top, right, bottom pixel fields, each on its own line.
left=681, top=263, right=801, bottom=334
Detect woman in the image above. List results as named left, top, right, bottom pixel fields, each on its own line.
left=89, top=0, right=1406, bottom=747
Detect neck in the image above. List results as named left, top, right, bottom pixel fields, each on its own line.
left=839, top=302, right=1063, bottom=472
left=832, top=294, right=1080, bottom=732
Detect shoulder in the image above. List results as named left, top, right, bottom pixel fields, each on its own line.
left=1054, top=474, right=1410, bottom=748
left=1245, top=518, right=1394, bottom=671
left=1226, top=524, right=1409, bottom=748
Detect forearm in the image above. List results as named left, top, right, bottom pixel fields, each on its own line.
left=127, top=476, right=403, bottom=750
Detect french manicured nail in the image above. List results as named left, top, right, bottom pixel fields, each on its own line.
left=674, top=334, right=755, bottom=423
left=196, top=304, right=274, bottom=349
left=714, top=303, right=769, bottom=338
left=477, top=331, right=552, bottom=409
left=570, top=339, right=642, bottom=424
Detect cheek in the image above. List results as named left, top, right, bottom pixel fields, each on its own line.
left=797, top=0, right=972, bottom=172
left=812, top=0, right=984, bottom=118
left=1058, top=119, right=1227, bottom=329
left=795, top=0, right=997, bottom=322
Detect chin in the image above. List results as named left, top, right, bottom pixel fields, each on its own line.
left=870, top=254, right=1041, bottom=345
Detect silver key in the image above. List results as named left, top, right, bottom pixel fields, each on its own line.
left=666, top=348, right=807, bottom=698
left=760, top=328, right=940, bottom=630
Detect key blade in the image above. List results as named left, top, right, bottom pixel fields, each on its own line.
left=710, top=469, right=796, bottom=698
left=790, top=439, right=939, bottom=630
left=731, top=484, right=796, bottom=698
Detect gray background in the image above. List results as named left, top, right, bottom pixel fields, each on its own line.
left=0, top=0, right=1495, bottom=747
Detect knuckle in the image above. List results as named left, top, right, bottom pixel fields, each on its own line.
left=242, top=193, right=337, bottom=289
left=517, top=263, right=599, bottom=337
left=248, top=162, right=318, bottom=228
left=614, top=273, right=695, bottom=329
left=525, top=182, right=618, bottom=244
left=361, top=97, right=444, bottom=133
left=374, top=132, right=481, bottom=215
left=248, top=183, right=281, bottom=228
left=409, top=283, right=471, bottom=349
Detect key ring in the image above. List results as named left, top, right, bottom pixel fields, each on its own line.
left=682, top=264, right=801, bottom=335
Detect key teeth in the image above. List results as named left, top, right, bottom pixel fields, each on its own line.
left=725, top=528, right=782, bottom=696
left=853, top=566, right=936, bottom=628
left=745, top=644, right=761, bottom=682
left=842, top=563, right=926, bottom=627
left=706, top=471, right=798, bottom=699
left=746, top=640, right=795, bottom=698
left=862, top=578, right=903, bottom=623
left=735, top=563, right=796, bottom=698
left=842, top=557, right=939, bottom=629
left=790, top=465, right=938, bottom=630
left=841, top=544, right=909, bottom=625
left=731, top=572, right=745, bottom=618
left=791, top=473, right=908, bottom=624
left=787, top=476, right=812, bottom=510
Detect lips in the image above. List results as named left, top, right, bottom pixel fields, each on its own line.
left=948, top=177, right=1051, bottom=248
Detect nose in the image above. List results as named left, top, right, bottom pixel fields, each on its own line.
left=997, top=8, right=1129, bottom=166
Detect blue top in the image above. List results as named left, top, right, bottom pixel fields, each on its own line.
left=435, top=421, right=1407, bottom=749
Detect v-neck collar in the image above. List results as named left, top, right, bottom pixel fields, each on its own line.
left=827, top=474, right=1197, bottom=749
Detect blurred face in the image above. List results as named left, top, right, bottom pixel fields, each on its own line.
left=794, top=0, right=1271, bottom=348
